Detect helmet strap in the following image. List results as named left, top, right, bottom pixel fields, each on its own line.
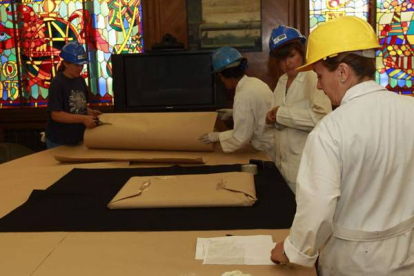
left=324, top=49, right=376, bottom=61
left=347, top=49, right=376, bottom=58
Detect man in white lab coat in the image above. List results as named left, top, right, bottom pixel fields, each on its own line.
left=199, top=46, right=273, bottom=154
left=270, top=16, right=414, bottom=275
left=266, top=26, right=332, bottom=193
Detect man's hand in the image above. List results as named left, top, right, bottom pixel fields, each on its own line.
left=199, top=132, right=220, bottom=144
left=87, top=108, right=102, bottom=117
left=271, top=240, right=289, bottom=265
left=83, top=115, right=99, bottom=129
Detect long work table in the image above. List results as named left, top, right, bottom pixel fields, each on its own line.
left=0, top=145, right=316, bottom=276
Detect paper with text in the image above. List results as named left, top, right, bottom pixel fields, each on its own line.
left=195, top=235, right=275, bottom=265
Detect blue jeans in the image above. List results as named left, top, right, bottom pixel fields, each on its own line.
left=46, top=138, right=63, bottom=149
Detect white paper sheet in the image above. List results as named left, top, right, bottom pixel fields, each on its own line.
left=195, top=235, right=275, bottom=265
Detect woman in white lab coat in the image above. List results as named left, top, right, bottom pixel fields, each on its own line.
left=266, top=26, right=332, bottom=193
left=199, top=46, right=273, bottom=154
left=271, top=16, right=414, bottom=276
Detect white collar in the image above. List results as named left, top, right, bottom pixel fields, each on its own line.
left=341, top=80, right=384, bottom=105
left=235, top=75, right=248, bottom=94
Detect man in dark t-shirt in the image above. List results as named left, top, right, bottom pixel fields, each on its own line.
left=45, top=42, right=101, bottom=149
left=46, top=72, right=89, bottom=145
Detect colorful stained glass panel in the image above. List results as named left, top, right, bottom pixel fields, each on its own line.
left=309, top=0, right=370, bottom=31
left=376, top=0, right=414, bottom=96
left=0, top=0, right=143, bottom=108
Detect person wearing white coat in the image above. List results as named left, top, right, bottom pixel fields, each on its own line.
left=199, top=46, right=273, bottom=154
left=270, top=16, right=414, bottom=275
left=266, top=26, right=332, bottom=193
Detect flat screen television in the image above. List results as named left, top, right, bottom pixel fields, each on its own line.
left=112, top=51, right=227, bottom=112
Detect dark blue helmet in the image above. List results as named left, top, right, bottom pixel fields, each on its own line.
left=269, top=26, right=306, bottom=56
left=59, top=42, right=89, bottom=65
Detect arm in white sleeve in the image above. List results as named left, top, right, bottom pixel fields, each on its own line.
left=218, top=130, right=244, bottom=152
left=276, top=74, right=332, bottom=132
left=284, top=122, right=341, bottom=266
left=219, top=97, right=255, bottom=152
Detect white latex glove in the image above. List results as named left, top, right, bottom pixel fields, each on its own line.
left=199, top=132, right=220, bottom=144
left=217, top=109, right=233, bottom=120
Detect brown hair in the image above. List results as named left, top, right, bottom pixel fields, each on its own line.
left=272, top=40, right=306, bottom=63
left=321, top=53, right=376, bottom=80
left=220, top=58, right=248, bottom=79
left=57, top=61, right=66, bottom=72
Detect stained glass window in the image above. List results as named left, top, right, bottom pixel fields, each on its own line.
left=0, top=0, right=143, bottom=108
left=310, top=0, right=414, bottom=96
left=376, top=0, right=414, bottom=96
left=309, top=0, right=370, bottom=31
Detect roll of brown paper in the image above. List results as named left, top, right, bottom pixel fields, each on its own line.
left=84, top=112, right=217, bottom=151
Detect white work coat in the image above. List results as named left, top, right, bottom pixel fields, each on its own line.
left=219, top=75, right=273, bottom=153
left=269, top=71, right=331, bottom=192
left=284, top=81, right=414, bottom=275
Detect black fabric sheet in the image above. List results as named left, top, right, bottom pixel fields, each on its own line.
left=0, top=163, right=296, bottom=232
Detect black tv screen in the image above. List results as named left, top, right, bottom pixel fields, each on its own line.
left=112, top=51, right=226, bottom=112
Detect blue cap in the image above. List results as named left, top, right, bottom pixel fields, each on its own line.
left=59, top=42, right=89, bottom=65
left=269, top=26, right=306, bottom=56
left=212, top=46, right=243, bottom=73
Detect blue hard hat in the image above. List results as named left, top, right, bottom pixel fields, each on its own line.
left=269, top=26, right=306, bottom=56
left=212, top=46, right=243, bottom=73
left=59, top=42, right=89, bottom=65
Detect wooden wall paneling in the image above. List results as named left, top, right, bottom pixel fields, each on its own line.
left=288, top=0, right=310, bottom=38
left=142, top=0, right=161, bottom=51
left=0, top=108, right=48, bottom=151
left=0, top=109, right=47, bottom=128
left=244, top=0, right=289, bottom=91
left=368, top=1, right=376, bottom=30
left=142, top=0, right=188, bottom=51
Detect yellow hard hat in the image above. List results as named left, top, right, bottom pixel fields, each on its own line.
left=297, top=16, right=380, bottom=71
